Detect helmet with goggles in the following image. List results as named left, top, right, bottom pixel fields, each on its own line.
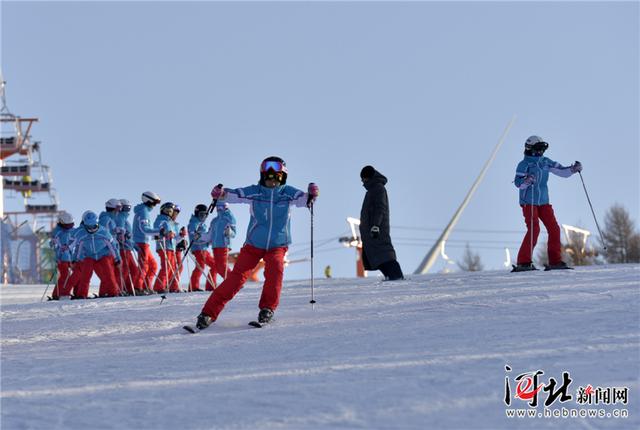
left=82, top=211, right=99, bottom=233
left=160, top=202, right=176, bottom=217
left=524, top=135, right=549, bottom=156
left=259, top=156, right=288, bottom=186
left=194, top=204, right=209, bottom=221
left=119, top=199, right=132, bottom=212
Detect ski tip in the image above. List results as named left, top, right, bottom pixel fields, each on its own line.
left=248, top=321, right=263, bottom=328
left=182, top=325, right=198, bottom=334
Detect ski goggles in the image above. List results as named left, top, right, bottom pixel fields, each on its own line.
left=526, top=142, right=548, bottom=152
left=84, top=224, right=99, bottom=233
left=260, top=160, right=288, bottom=174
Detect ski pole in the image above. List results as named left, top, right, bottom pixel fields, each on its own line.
left=530, top=186, right=534, bottom=264
left=166, top=184, right=224, bottom=290
left=158, top=238, right=170, bottom=300
left=578, top=171, right=607, bottom=250
left=40, top=268, right=58, bottom=302
left=185, top=250, right=192, bottom=292
left=122, top=249, right=136, bottom=296
left=309, top=202, right=316, bottom=305
left=166, top=184, right=223, bottom=290
left=188, top=252, right=217, bottom=290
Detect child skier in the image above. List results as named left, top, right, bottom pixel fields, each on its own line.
left=132, top=191, right=162, bottom=292
left=188, top=204, right=216, bottom=291
left=512, top=135, right=582, bottom=272
left=72, top=211, right=121, bottom=298
left=100, top=198, right=123, bottom=294
left=170, top=205, right=185, bottom=292
left=153, top=202, right=177, bottom=293
left=115, top=198, right=143, bottom=295
left=49, top=212, right=76, bottom=299
left=208, top=202, right=236, bottom=285
left=194, top=156, right=319, bottom=329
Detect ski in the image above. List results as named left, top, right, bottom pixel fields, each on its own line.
left=248, top=321, right=263, bottom=328
left=544, top=264, right=574, bottom=271
left=511, top=264, right=538, bottom=273
left=183, top=325, right=198, bottom=334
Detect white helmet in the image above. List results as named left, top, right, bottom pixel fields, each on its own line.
left=58, top=212, right=74, bottom=225
left=105, top=198, right=122, bottom=209
left=119, top=199, right=132, bottom=211
left=525, top=135, right=545, bottom=148
left=141, top=191, right=161, bottom=205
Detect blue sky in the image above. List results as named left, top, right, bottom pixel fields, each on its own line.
left=2, top=1, right=638, bottom=280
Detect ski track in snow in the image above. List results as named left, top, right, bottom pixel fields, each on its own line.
left=1, top=265, right=639, bottom=429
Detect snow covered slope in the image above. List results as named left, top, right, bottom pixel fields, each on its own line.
left=1, top=265, right=638, bottom=429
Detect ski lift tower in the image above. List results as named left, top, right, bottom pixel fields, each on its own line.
left=1, top=74, right=60, bottom=283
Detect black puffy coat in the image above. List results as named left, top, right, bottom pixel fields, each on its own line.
left=359, top=169, right=397, bottom=270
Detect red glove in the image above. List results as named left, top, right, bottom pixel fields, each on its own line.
left=211, top=185, right=225, bottom=199
left=308, top=182, right=319, bottom=198
left=306, top=182, right=319, bottom=207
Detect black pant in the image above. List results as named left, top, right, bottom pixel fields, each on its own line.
left=378, top=260, right=404, bottom=280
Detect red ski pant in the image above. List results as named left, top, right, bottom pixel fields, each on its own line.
left=212, top=247, right=230, bottom=282
left=154, top=249, right=177, bottom=292
left=70, top=261, right=89, bottom=298
left=136, top=243, right=158, bottom=291
left=120, top=249, right=141, bottom=294
left=202, top=244, right=287, bottom=321
left=517, top=204, right=562, bottom=265
left=172, top=251, right=183, bottom=292
left=52, top=262, right=73, bottom=298
left=75, top=256, right=120, bottom=298
left=190, top=250, right=216, bottom=291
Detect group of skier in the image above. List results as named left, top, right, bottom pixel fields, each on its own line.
left=49, top=140, right=583, bottom=329
left=49, top=192, right=238, bottom=300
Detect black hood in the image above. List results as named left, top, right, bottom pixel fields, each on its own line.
left=363, top=169, right=388, bottom=190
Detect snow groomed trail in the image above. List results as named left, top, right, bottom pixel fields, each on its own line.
left=1, top=265, right=638, bottom=429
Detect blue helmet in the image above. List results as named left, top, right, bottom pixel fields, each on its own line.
left=82, top=211, right=99, bottom=233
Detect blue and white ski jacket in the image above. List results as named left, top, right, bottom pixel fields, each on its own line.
left=132, top=203, right=161, bottom=244
left=514, top=155, right=574, bottom=206
left=99, top=211, right=117, bottom=234
left=222, top=184, right=308, bottom=250
left=153, top=214, right=174, bottom=252
left=187, top=215, right=210, bottom=252
left=209, top=207, right=237, bottom=249
left=115, top=211, right=135, bottom=251
left=50, top=225, right=76, bottom=262
left=99, top=211, right=120, bottom=253
left=72, top=226, right=120, bottom=262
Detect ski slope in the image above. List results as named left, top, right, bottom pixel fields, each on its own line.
left=1, top=265, right=638, bottom=429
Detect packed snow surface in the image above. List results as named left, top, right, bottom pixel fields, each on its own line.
left=1, top=265, right=639, bottom=429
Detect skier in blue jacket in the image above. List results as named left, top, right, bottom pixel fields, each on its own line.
left=72, top=211, right=121, bottom=298
left=188, top=204, right=216, bottom=291
left=208, top=202, right=237, bottom=284
left=49, top=212, right=76, bottom=299
left=132, top=191, right=162, bottom=292
left=512, top=135, right=582, bottom=272
left=195, top=156, right=319, bottom=329
left=116, top=199, right=143, bottom=295
left=153, top=202, right=177, bottom=293
left=99, top=198, right=123, bottom=293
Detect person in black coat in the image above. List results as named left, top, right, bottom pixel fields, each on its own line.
left=359, top=165, right=404, bottom=280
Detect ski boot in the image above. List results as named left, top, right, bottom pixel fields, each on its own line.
left=196, top=313, right=213, bottom=330
left=258, top=308, right=274, bottom=324
left=544, top=261, right=573, bottom=271
left=511, top=263, right=538, bottom=272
